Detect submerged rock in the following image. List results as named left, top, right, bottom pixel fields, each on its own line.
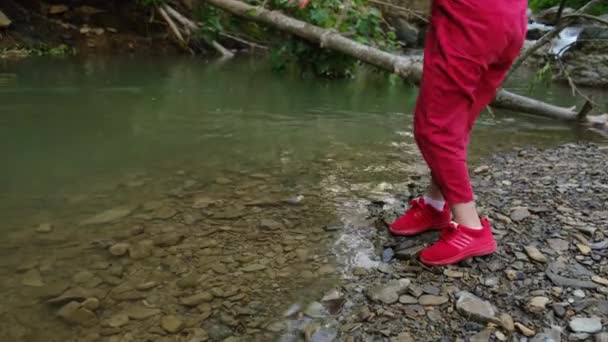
left=80, top=207, right=133, bottom=225
left=57, top=301, right=96, bottom=327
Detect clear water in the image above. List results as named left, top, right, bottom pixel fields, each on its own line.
left=0, top=56, right=605, bottom=341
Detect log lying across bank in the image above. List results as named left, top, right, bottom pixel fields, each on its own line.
left=205, top=0, right=601, bottom=123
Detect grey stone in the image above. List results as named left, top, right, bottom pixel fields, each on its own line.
left=510, top=207, right=530, bottom=222
left=304, top=301, right=327, bottom=318
left=418, top=295, right=449, bottom=306
left=569, top=316, right=602, bottom=334
left=455, top=292, right=496, bottom=323
left=399, top=295, right=419, bottom=304
left=595, top=332, right=608, bottom=342
left=367, top=279, right=411, bottom=304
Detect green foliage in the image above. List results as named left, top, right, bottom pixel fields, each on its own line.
left=527, top=61, right=553, bottom=93
left=0, top=44, right=77, bottom=59
left=264, top=0, right=398, bottom=78
left=529, top=0, right=608, bottom=15
left=194, top=4, right=224, bottom=42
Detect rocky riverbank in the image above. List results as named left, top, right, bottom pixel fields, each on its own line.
left=285, top=143, right=608, bottom=341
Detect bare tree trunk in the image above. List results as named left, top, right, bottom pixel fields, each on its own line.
left=203, top=0, right=601, bottom=123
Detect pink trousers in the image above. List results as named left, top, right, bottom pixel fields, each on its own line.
left=414, top=0, right=528, bottom=204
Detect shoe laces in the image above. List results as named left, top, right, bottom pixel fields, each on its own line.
left=439, top=221, right=459, bottom=242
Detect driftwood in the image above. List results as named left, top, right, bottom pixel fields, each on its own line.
left=203, top=0, right=604, bottom=124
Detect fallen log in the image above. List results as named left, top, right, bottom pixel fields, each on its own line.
left=204, top=0, right=606, bottom=125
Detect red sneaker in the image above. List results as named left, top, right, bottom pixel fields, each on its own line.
left=419, top=219, right=497, bottom=266
left=389, top=198, right=451, bottom=236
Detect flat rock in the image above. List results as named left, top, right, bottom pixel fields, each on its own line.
left=80, top=207, right=133, bottom=225
left=104, top=313, right=129, bottom=328
left=524, top=245, right=548, bottom=263
left=527, top=296, right=550, bottom=313
left=109, top=242, right=129, bottom=256
left=367, top=279, right=411, bottom=304
left=22, top=269, right=44, bottom=287
left=57, top=301, right=96, bottom=327
left=242, top=263, right=266, bottom=272
left=259, top=219, right=283, bottom=230
left=515, top=322, right=536, bottom=337
left=455, top=292, right=496, bottom=323
left=0, top=10, right=11, bottom=28
left=161, top=315, right=184, bottom=333
left=36, top=223, right=53, bottom=233
left=547, top=239, right=569, bottom=254
left=418, top=295, right=449, bottom=306
left=569, top=316, right=602, bottom=334
left=510, top=207, right=530, bottom=222
left=153, top=232, right=184, bottom=247
left=592, top=276, right=608, bottom=286
left=180, top=292, right=213, bottom=306
left=500, top=313, right=515, bottom=332
left=576, top=243, right=591, bottom=255
left=124, top=305, right=161, bottom=320
left=128, top=240, right=154, bottom=259
left=399, top=295, right=419, bottom=304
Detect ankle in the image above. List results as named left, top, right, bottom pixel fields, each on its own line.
left=451, top=202, right=482, bottom=229
left=423, top=195, right=445, bottom=211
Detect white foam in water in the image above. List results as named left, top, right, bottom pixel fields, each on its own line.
left=550, top=26, right=583, bottom=57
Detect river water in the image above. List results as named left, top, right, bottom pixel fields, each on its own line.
left=0, top=57, right=605, bottom=341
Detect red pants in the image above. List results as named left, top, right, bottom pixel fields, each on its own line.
left=414, top=0, right=527, bottom=204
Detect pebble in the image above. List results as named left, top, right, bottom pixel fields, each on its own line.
left=527, top=296, right=551, bottom=313
left=36, top=223, right=53, bottom=233
left=180, top=292, right=213, bottom=306
left=367, top=279, right=411, bottom=304
left=418, top=295, right=449, bottom=306
left=515, top=322, right=536, bottom=337
left=390, top=332, right=414, bottom=342
left=105, top=313, right=129, bottom=328
left=109, top=242, right=129, bottom=256
left=399, top=295, right=419, bottom=304
left=80, top=207, right=133, bottom=225
left=128, top=240, right=154, bottom=260
left=569, top=316, right=602, bottom=334
left=242, top=263, right=266, bottom=272
left=22, top=269, right=44, bottom=287
left=572, top=289, right=586, bottom=298
left=524, top=245, right=548, bottom=263
left=259, top=219, right=284, bottom=230
left=124, top=305, right=161, bottom=320
left=500, top=313, right=515, bottom=332
left=57, top=301, right=96, bottom=327
left=161, top=315, right=184, bottom=333
left=510, top=207, right=530, bottom=222
left=592, top=276, right=608, bottom=286
left=135, top=281, right=158, bottom=291
left=82, top=297, right=100, bottom=310
left=444, top=269, right=464, bottom=278
left=455, top=292, right=496, bottom=323
left=304, top=301, right=326, bottom=318
left=576, top=243, right=591, bottom=255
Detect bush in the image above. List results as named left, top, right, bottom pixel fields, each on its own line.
left=529, top=0, right=608, bottom=15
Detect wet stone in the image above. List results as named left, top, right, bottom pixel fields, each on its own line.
left=124, top=305, right=161, bottom=320
left=22, top=269, right=44, bottom=287
left=36, top=223, right=53, bottom=233
left=367, top=279, right=411, bottom=304
left=109, top=242, right=129, bottom=256
left=82, top=297, right=100, bottom=310
left=180, top=292, right=213, bottom=306
left=80, top=207, right=133, bottom=225
left=104, top=313, right=129, bottom=328
left=136, top=281, right=158, bottom=291
left=153, top=232, right=184, bottom=247
left=259, top=219, right=283, bottom=230
left=128, top=240, right=154, bottom=259
left=57, top=301, right=96, bottom=327
left=177, top=275, right=199, bottom=288
left=242, top=263, right=266, bottom=272
left=304, top=301, right=327, bottom=318
left=161, top=315, right=184, bottom=333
